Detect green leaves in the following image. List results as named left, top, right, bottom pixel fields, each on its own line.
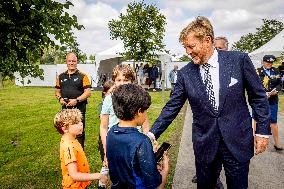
left=179, top=55, right=191, bottom=62
left=232, top=19, right=284, bottom=53
left=108, top=1, right=166, bottom=63
left=0, top=0, right=84, bottom=82
left=89, top=54, right=96, bottom=63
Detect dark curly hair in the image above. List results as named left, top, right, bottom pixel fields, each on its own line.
left=112, top=84, right=151, bottom=121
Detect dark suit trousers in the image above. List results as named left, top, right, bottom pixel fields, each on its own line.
left=62, top=103, right=86, bottom=149
left=196, top=137, right=250, bottom=189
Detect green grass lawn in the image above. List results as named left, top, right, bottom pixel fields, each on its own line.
left=1, top=81, right=282, bottom=189
left=0, top=83, right=185, bottom=189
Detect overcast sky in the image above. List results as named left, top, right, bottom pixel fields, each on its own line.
left=65, top=0, right=284, bottom=56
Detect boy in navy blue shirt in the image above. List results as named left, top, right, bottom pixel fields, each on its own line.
left=106, top=84, right=169, bottom=188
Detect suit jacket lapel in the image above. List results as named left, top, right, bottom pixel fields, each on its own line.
left=218, top=51, right=232, bottom=114
left=188, top=62, right=217, bottom=115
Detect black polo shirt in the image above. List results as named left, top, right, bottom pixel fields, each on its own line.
left=55, top=70, right=91, bottom=103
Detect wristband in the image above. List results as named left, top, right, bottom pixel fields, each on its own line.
left=76, top=98, right=80, bottom=103
left=147, top=132, right=156, bottom=142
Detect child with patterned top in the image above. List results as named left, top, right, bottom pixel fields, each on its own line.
left=100, top=64, right=150, bottom=168
left=98, top=80, right=115, bottom=163
left=106, top=83, right=169, bottom=188
left=54, top=109, right=107, bottom=189
left=97, top=80, right=115, bottom=188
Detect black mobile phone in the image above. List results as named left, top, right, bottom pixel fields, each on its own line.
left=154, top=142, right=171, bottom=163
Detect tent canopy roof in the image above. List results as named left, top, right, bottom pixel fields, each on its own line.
left=96, top=41, right=170, bottom=63
left=249, top=29, right=284, bottom=68
left=249, top=29, right=284, bottom=58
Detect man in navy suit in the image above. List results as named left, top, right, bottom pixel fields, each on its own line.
left=147, top=16, right=270, bottom=189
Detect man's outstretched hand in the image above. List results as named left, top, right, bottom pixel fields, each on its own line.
left=255, top=136, right=269, bottom=155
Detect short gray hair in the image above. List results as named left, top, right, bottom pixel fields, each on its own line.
left=214, top=36, right=229, bottom=48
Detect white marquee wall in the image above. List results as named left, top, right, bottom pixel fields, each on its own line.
left=14, top=61, right=190, bottom=88
left=15, top=64, right=97, bottom=87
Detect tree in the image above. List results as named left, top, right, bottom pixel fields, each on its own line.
left=41, top=45, right=88, bottom=65
left=89, top=54, right=96, bottom=64
left=79, top=53, right=87, bottom=64
left=232, top=19, right=284, bottom=53
left=0, top=0, right=84, bottom=87
left=108, top=1, right=166, bottom=63
left=179, top=54, right=191, bottom=62
left=41, top=47, right=67, bottom=65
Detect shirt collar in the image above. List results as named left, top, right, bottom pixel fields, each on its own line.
left=65, top=69, right=79, bottom=75
left=263, top=67, right=271, bottom=71
left=113, top=124, right=139, bottom=133
left=206, top=49, right=218, bottom=68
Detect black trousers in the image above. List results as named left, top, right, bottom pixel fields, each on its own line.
left=196, top=138, right=250, bottom=189
left=150, top=78, right=157, bottom=89
left=62, top=103, right=86, bottom=149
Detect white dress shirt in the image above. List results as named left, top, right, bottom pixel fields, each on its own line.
left=200, top=49, right=220, bottom=109
left=199, top=49, right=268, bottom=138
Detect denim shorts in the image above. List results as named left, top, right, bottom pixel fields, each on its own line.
left=269, top=104, right=278, bottom=123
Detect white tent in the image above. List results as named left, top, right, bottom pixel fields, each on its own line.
left=15, top=65, right=57, bottom=87
left=94, top=42, right=124, bottom=86
left=249, top=29, right=284, bottom=68
left=94, top=42, right=172, bottom=87
left=15, top=64, right=97, bottom=87
left=96, top=42, right=124, bottom=64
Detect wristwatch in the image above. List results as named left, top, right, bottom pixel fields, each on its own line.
left=76, top=98, right=81, bottom=103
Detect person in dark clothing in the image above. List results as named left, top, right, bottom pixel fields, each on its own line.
left=278, top=62, right=284, bottom=77
left=149, top=64, right=159, bottom=91
left=143, top=63, right=150, bottom=74
left=278, top=62, right=284, bottom=90
left=254, top=55, right=283, bottom=150
left=55, top=52, right=92, bottom=149
left=147, top=16, right=270, bottom=189
left=107, top=84, right=169, bottom=188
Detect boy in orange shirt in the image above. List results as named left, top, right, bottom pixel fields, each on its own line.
left=54, top=109, right=107, bottom=188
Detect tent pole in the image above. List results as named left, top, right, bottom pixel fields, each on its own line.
left=161, top=61, right=165, bottom=102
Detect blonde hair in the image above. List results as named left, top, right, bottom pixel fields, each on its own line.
left=66, top=52, right=77, bottom=60
left=112, top=64, right=136, bottom=82
left=179, top=16, right=214, bottom=44
left=54, top=109, right=82, bottom=134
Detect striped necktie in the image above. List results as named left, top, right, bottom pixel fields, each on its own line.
left=202, top=63, right=217, bottom=111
